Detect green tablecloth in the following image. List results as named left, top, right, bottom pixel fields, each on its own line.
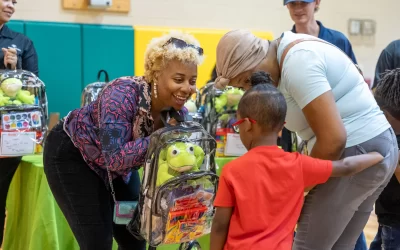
left=3, top=155, right=236, bottom=250
left=3, top=155, right=117, bottom=250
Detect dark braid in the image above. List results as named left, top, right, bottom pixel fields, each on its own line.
left=238, top=71, right=287, bottom=132
left=375, top=68, right=400, bottom=120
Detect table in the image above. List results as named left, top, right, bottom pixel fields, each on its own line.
left=3, top=155, right=117, bottom=250
left=3, top=155, right=236, bottom=250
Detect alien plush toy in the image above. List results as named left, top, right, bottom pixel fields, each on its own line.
left=0, top=77, right=36, bottom=106
left=214, top=88, right=244, bottom=114
left=156, top=142, right=205, bottom=186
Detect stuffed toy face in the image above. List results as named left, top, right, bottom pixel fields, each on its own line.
left=225, top=88, right=244, bottom=107
left=161, top=142, right=205, bottom=172
left=214, top=88, right=244, bottom=113
left=1, top=78, right=23, bottom=98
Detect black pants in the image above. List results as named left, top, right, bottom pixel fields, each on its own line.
left=0, top=156, right=22, bottom=246
left=43, top=121, right=146, bottom=250
left=279, top=127, right=293, bottom=152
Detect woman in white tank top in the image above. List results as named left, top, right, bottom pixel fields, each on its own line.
left=214, top=29, right=398, bottom=250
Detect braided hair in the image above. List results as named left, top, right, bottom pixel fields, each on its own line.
left=238, top=71, right=287, bottom=132
left=374, top=68, right=400, bottom=120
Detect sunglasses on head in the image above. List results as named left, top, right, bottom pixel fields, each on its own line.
left=163, top=37, right=204, bottom=56
left=231, top=118, right=257, bottom=133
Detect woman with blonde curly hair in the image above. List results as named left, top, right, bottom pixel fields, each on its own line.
left=43, top=31, right=204, bottom=250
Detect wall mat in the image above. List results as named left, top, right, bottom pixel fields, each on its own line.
left=25, top=22, right=83, bottom=117
left=7, top=20, right=25, bottom=34
left=133, top=26, right=274, bottom=89
left=82, top=24, right=134, bottom=86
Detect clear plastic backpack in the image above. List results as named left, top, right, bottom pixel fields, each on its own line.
left=196, top=83, right=243, bottom=137
left=0, top=69, right=48, bottom=156
left=128, top=108, right=218, bottom=247
left=81, top=70, right=109, bottom=107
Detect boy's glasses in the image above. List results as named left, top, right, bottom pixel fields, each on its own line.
left=163, top=37, right=204, bottom=56
left=231, top=118, right=256, bottom=133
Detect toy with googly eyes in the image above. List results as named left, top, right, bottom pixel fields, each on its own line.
left=156, top=142, right=205, bottom=186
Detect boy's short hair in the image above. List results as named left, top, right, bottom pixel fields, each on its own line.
left=374, top=68, right=400, bottom=120
left=238, top=71, right=287, bottom=132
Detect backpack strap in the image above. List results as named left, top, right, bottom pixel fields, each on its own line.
left=160, top=107, right=191, bottom=127
left=279, top=38, right=363, bottom=76
left=97, top=69, right=110, bottom=82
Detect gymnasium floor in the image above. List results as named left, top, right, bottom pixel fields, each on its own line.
left=0, top=210, right=379, bottom=249
left=365, top=210, right=379, bottom=246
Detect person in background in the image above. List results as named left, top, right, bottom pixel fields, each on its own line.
left=369, top=69, right=400, bottom=249
left=43, top=31, right=203, bottom=250
left=210, top=71, right=385, bottom=250
left=372, top=39, right=400, bottom=89
left=284, top=0, right=367, bottom=248
left=0, top=0, right=39, bottom=247
left=285, top=0, right=357, bottom=63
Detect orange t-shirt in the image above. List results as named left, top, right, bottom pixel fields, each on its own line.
left=213, top=146, right=333, bottom=250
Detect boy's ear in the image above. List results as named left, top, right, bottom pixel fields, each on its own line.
left=244, top=118, right=253, bottom=132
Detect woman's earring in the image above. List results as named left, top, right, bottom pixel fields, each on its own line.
left=154, top=82, right=158, bottom=99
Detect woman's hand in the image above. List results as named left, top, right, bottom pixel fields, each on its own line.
left=2, top=48, right=17, bottom=70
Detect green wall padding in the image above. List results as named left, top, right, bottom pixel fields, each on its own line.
left=25, top=22, right=83, bottom=117
left=7, top=20, right=25, bottom=34
left=82, top=24, right=134, bottom=86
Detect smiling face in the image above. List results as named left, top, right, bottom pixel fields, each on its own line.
left=156, top=59, right=197, bottom=111
left=286, top=0, right=319, bottom=25
left=0, top=0, right=16, bottom=24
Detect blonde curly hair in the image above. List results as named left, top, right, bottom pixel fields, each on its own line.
left=144, top=30, right=204, bottom=83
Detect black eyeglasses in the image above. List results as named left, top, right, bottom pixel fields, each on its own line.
left=163, top=37, right=204, bottom=56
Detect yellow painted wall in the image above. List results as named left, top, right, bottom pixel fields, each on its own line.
left=133, top=26, right=274, bottom=88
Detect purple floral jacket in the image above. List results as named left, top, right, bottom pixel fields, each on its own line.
left=64, top=76, right=155, bottom=182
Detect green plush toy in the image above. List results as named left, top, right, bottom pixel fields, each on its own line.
left=1, top=78, right=22, bottom=98
left=16, top=90, right=35, bottom=104
left=0, top=78, right=35, bottom=106
left=156, top=142, right=205, bottom=186
left=214, top=88, right=244, bottom=114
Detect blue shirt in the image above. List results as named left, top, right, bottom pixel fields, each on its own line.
left=291, top=21, right=357, bottom=64
left=0, top=25, right=39, bottom=76
left=373, top=39, right=400, bottom=89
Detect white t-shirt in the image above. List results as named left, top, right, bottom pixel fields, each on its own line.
left=277, top=31, right=390, bottom=151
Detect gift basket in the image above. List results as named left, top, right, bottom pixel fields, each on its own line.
left=0, top=69, right=48, bottom=156
left=128, top=108, right=218, bottom=249
left=81, top=70, right=109, bottom=107
left=196, top=83, right=244, bottom=157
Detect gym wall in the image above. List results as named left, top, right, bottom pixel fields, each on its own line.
left=10, top=0, right=400, bottom=116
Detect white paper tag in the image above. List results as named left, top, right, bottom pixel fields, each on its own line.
left=0, top=132, right=36, bottom=156
left=224, top=133, right=247, bottom=156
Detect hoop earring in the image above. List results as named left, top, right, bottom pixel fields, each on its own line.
left=153, top=82, right=158, bottom=99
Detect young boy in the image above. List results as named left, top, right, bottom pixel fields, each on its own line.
left=210, top=71, right=384, bottom=250
left=370, top=68, right=400, bottom=249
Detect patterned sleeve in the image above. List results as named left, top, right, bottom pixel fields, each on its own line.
left=98, top=78, right=149, bottom=171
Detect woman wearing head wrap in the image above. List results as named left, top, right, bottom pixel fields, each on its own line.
left=214, top=29, right=398, bottom=250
